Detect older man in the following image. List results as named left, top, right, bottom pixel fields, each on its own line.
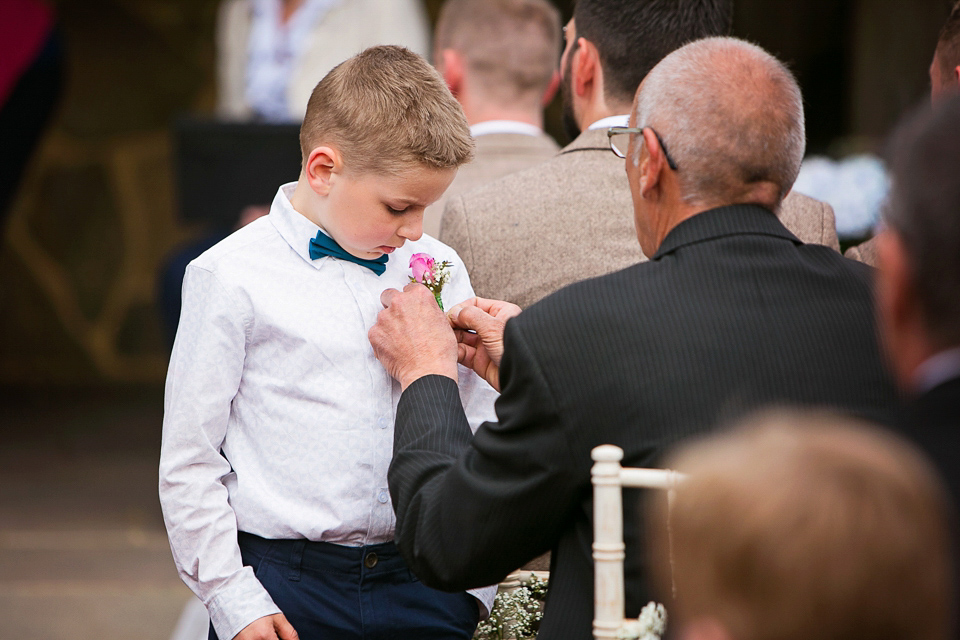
left=441, top=0, right=839, bottom=309
left=422, top=0, right=562, bottom=237
left=370, top=38, right=897, bottom=640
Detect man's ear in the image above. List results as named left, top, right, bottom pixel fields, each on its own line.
left=303, top=146, right=340, bottom=196
left=876, top=229, right=923, bottom=387
left=573, top=37, right=597, bottom=97
left=440, top=49, right=465, bottom=97
left=953, top=64, right=960, bottom=87
left=638, top=127, right=666, bottom=199
left=542, top=70, right=561, bottom=107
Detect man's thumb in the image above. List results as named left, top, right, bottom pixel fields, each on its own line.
left=275, top=614, right=299, bottom=640
left=451, top=304, right=499, bottom=337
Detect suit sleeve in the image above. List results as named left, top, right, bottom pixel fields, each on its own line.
left=389, top=320, right=580, bottom=590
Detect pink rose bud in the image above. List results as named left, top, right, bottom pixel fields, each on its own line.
left=410, top=253, right=435, bottom=284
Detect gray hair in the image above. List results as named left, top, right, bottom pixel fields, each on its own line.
left=632, top=37, right=805, bottom=210
left=884, top=94, right=960, bottom=349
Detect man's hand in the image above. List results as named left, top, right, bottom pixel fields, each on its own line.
left=234, top=613, right=298, bottom=640
left=448, top=297, right=521, bottom=392
left=369, top=283, right=460, bottom=390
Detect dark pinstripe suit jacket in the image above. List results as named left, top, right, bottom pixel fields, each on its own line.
left=389, top=204, right=899, bottom=640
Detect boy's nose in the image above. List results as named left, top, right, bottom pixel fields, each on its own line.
left=399, top=212, right=423, bottom=241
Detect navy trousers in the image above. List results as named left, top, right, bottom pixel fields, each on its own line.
left=209, top=532, right=479, bottom=640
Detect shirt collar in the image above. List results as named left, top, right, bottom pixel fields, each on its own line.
left=653, top=204, right=800, bottom=261
left=587, top=114, right=630, bottom=131
left=913, top=346, right=960, bottom=394
left=469, top=120, right=543, bottom=138
left=268, top=182, right=327, bottom=268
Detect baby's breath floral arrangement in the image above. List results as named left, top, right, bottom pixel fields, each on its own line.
left=474, top=573, right=548, bottom=640
left=474, top=573, right=667, bottom=640
left=616, top=602, right=668, bottom=640
left=409, top=253, right=452, bottom=310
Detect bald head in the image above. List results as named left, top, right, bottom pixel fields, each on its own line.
left=633, top=37, right=805, bottom=211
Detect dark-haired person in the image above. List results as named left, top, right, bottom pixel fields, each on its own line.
left=876, top=94, right=960, bottom=616
left=369, top=37, right=897, bottom=640
left=846, top=0, right=960, bottom=266
left=440, top=0, right=839, bottom=309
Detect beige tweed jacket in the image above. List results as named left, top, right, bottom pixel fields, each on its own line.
left=844, top=236, right=879, bottom=267
left=441, top=127, right=841, bottom=309
left=423, top=133, right=560, bottom=238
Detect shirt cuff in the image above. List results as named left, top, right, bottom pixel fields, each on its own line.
left=206, top=568, right=281, bottom=640
left=467, top=584, right=499, bottom=620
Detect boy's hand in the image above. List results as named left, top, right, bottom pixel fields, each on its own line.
left=370, top=283, right=460, bottom=390
left=234, top=613, right=298, bottom=640
left=448, top=297, right=521, bottom=392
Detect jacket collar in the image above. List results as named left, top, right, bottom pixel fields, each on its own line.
left=559, top=127, right=613, bottom=155
left=653, top=204, right=801, bottom=260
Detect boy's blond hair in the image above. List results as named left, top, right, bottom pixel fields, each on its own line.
left=648, top=412, right=953, bottom=640
left=300, top=45, right=474, bottom=175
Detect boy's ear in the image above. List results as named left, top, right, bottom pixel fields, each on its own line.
left=303, top=146, right=341, bottom=196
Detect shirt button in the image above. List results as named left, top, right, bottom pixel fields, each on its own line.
left=378, top=418, right=389, bottom=429
left=364, top=552, right=378, bottom=569
left=378, top=490, right=389, bottom=504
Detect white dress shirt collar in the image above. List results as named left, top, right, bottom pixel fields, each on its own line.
left=268, top=182, right=326, bottom=268
left=587, top=114, right=630, bottom=131
left=469, top=120, right=543, bottom=138
left=913, top=346, right=960, bottom=394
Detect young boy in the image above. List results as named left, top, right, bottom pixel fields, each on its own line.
left=160, top=46, right=498, bottom=640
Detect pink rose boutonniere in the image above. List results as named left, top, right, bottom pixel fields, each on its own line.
left=409, top=253, right=453, bottom=310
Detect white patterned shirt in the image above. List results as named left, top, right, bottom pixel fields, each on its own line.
left=160, top=183, right=499, bottom=640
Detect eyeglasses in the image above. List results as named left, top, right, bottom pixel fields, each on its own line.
left=607, top=126, right=679, bottom=171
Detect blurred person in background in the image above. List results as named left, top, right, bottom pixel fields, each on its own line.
left=876, top=94, right=960, bottom=613
left=423, top=0, right=562, bottom=237
left=216, top=0, right=430, bottom=123
left=439, top=0, right=840, bottom=310
left=649, top=412, right=954, bottom=640
left=845, top=0, right=960, bottom=266
left=0, top=0, right=64, bottom=234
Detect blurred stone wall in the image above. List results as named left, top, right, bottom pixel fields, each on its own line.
left=0, top=0, right=219, bottom=384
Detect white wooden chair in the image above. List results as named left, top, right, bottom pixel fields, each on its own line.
left=591, top=445, right=685, bottom=640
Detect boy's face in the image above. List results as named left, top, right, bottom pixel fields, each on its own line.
left=320, top=165, right=456, bottom=260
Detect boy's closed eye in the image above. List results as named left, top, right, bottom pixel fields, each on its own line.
left=386, top=204, right=410, bottom=214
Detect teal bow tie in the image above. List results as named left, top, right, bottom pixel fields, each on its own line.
left=309, top=231, right=389, bottom=276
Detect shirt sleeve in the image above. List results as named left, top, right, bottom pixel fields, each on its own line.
left=159, top=264, right=281, bottom=640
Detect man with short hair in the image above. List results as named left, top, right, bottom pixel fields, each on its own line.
left=876, top=96, right=960, bottom=605
left=441, top=0, right=839, bottom=309
left=649, top=412, right=954, bottom=640
left=422, top=0, right=562, bottom=237
left=368, top=37, right=897, bottom=640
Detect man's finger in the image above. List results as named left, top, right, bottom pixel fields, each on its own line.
left=275, top=614, right=299, bottom=640
left=380, top=288, right=402, bottom=308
